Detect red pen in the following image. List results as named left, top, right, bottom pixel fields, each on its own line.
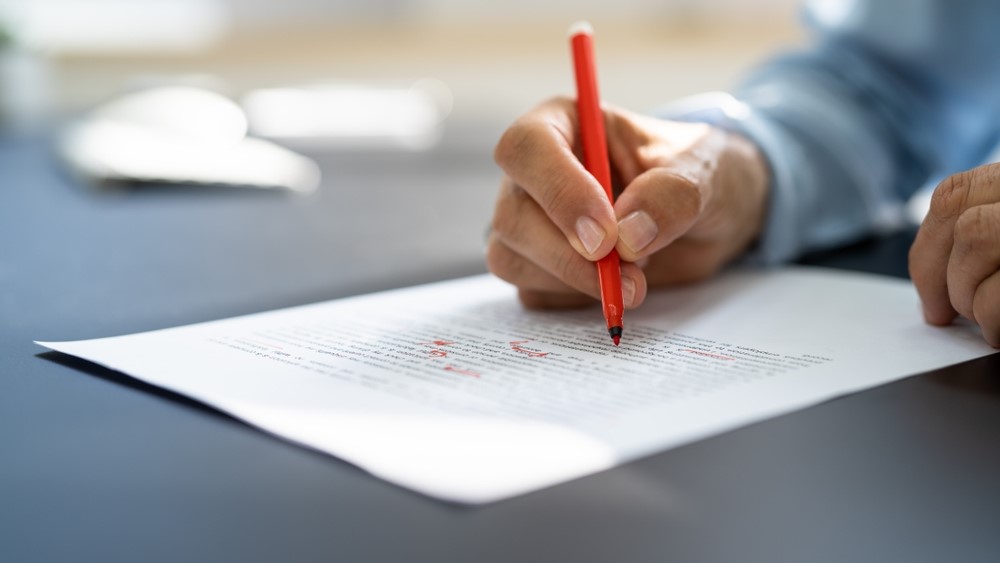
left=570, top=21, right=624, bottom=346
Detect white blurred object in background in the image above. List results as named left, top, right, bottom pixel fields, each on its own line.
left=60, top=86, right=320, bottom=193
left=0, top=0, right=229, bottom=54
left=242, top=79, right=453, bottom=151
left=0, top=0, right=230, bottom=130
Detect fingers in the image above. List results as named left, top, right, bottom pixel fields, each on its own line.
left=945, top=202, right=1000, bottom=324
left=910, top=180, right=964, bottom=325
left=487, top=178, right=647, bottom=307
left=612, top=167, right=704, bottom=262
left=517, top=259, right=647, bottom=310
left=610, top=121, right=721, bottom=263
left=972, top=270, right=1000, bottom=347
left=910, top=166, right=1000, bottom=325
left=489, top=179, right=602, bottom=298
left=493, top=97, right=617, bottom=261
left=491, top=102, right=768, bottom=310
left=488, top=239, right=647, bottom=309
left=609, top=126, right=767, bottom=267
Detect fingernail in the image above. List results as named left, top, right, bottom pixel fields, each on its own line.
left=576, top=216, right=606, bottom=256
left=618, top=211, right=658, bottom=254
left=622, top=276, right=636, bottom=307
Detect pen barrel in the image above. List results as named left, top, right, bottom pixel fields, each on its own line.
left=598, top=250, right=624, bottom=329
left=571, top=31, right=614, bottom=200
left=573, top=26, right=624, bottom=338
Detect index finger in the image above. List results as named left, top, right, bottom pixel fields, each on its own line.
left=493, top=97, right=618, bottom=261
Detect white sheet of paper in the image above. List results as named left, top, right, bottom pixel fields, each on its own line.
left=38, top=267, right=994, bottom=503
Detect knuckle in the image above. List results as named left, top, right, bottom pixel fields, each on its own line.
left=954, top=205, right=1000, bottom=252
left=929, top=170, right=974, bottom=220
left=660, top=171, right=703, bottom=218
left=544, top=95, right=574, bottom=111
left=627, top=169, right=703, bottom=226
left=497, top=97, right=577, bottom=166
left=676, top=175, right=704, bottom=213
left=493, top=120, right=538, bottom=170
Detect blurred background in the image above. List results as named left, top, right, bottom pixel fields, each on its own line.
left=0, top=0, right=809, bottom=318
left=0, top=0, right=803, bottom=138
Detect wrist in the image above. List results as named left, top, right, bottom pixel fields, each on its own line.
left=721, top=130, right=771, bottom=254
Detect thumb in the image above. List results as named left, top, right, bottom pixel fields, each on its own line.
left=613, top=167, right=706, bottom=262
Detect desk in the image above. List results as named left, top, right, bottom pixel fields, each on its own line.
left=2, top=128, right=999, bottom=563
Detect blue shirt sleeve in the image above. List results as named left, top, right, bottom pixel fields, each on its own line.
left=658, top=0, right=1000, bottom=263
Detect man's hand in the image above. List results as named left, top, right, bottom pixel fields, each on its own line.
left=486, top=97, right=770, bottom=310
left=910, top=163, right=1000, bottom=347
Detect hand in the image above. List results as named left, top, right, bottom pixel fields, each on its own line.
left=909, top=163, right=1000, bottom=347
left=486, top=97, right=770, bottom=310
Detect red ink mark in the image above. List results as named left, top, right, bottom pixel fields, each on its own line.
left=422, top=339, right=454, bottom=359
left=683, top=349, right=736, bottom=361
left=509, top=340, right=549, bottom=358
left=444, top=365, right=480, bottom=378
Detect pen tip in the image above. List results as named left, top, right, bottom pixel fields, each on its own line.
left=609, top=326, right=622, bottom=346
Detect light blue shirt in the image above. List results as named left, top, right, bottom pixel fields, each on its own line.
left=664, top=0, right=1000, bottom=263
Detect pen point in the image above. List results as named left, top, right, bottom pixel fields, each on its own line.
left=609, top=326, right=622, bottom=346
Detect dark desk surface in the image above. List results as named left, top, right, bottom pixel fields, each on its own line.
left=2, top=127, right=999, bottom=563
